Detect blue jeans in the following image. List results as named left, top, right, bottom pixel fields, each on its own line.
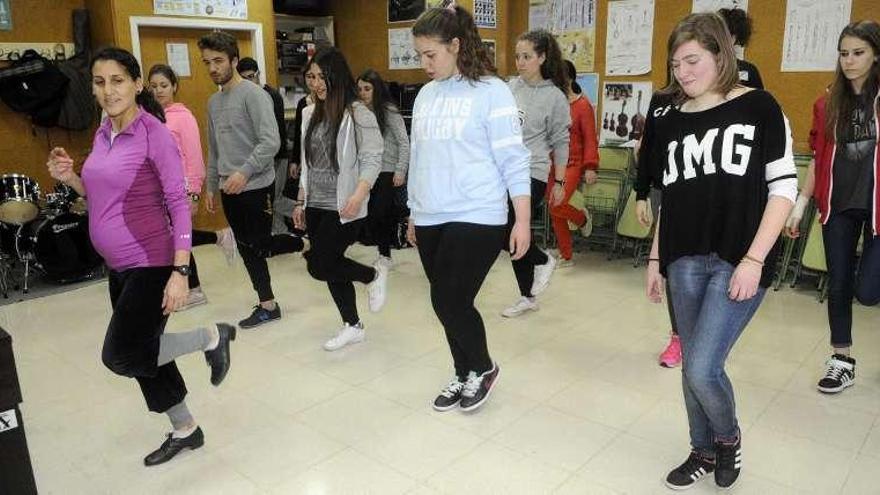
left=822, top=209, right=880, bottom=347
left=667, top=254, right=766, bottom=454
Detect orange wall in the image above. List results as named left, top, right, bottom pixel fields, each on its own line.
left=0, top=0, right=95, bottom=188
left=507, top=0, right=880, bottom=153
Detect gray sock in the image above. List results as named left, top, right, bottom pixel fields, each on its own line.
left=157, top=327, right=212, bottom=366
left=166, top=400, right=194, bottom=432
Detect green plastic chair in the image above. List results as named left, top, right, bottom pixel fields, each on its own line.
left=615, top=190, right=652, bottom=266
left=800, top=213, right=829, bottom=302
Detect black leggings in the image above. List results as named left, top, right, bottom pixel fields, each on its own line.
left=221, top=186, right=304, bottom=302
left=416, top=222, right=505, bottom=379
left=506, top=178, right=549, bottom=297
left=304, top=207, right=375, bottom=325
left=101, top=266, right=187, bottom=413
left=188, top=230, right=219, bottom=290
left=368, top=171, right=396, bottom=258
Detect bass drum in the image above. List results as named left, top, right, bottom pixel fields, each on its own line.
left=32, top=213, right=103, bottom=283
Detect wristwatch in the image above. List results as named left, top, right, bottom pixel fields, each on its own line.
left=172, top=265, right=191, bottom=277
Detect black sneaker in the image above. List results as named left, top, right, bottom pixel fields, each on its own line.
left=144, top=427, right=204, bottom=466
left=665, top=451, right=715, bottom=490
left=432, top=378, right=465, bottom=412
left=238, top=304, right=281, bottom=329
left=714, top=437, right=742, bottom=489
left=459, top=362, right=500, bottom=412
left=817, top=354, right=856, bottom=393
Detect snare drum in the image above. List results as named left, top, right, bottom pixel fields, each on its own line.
left=0, top=174, right=41, bottom=225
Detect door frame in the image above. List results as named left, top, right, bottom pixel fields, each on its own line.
left=129, top=16, right=266, bottom=86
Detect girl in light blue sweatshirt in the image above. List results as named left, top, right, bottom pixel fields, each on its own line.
left=409, top=4, right=531, bottom=413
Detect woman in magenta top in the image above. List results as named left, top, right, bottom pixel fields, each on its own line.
left=148, top=64, right=237, bottom=311
left=47, top=47, right=235, bottom=467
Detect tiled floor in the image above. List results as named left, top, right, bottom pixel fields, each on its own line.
left=3, top=244, right=880, bottom=494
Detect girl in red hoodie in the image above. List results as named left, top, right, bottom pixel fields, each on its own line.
left=784, top=21, right=880, bottom=395
left=548, top=60, right=599, bottom=266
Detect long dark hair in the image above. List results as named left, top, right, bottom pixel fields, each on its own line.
left=357, top=69, right=398, bottom=137
left=718, top=8, right=752, bottom=47
left=91, top=47, right=165, bottom=122
left=825, top=20, right=880, bottom=138
left=148, top=63, right=178, bottom=88
left=518, top=29, right=568, bottom=94
left=412, top=5, right=495, bottom=82
left=304, top=47, right=357, bottom=171
left=564, top=60, right=580, bottom=95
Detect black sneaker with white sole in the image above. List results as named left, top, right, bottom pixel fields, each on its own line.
left=238, top=304, right=281, bottom=329
left=665, top=451, right=715, bottom=490
left=817, top=354, right=856, bottom=394
left=714, top=438, right=742, bottom=489
left=432, top=378, right=464, bottom=411
left=459, top=363, right=500, bottom=412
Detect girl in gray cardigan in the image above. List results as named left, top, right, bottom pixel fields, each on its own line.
left=293, top=48, right=387, bottom=352
left=357, top=69, right=411, bottom=267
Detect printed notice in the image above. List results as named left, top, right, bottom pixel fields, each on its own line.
left=781, top=0, right=852, bottom=72
left=605, top=0, right=655, bottom=76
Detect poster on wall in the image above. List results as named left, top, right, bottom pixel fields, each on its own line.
left=605, top=0, right=655, bottom=76
left=474, top=0, right=496, bottom=28
left=599, top=81, right=652, bottom=147
left=0, top=0, right=11, bottom=31
left=781, top=0, right=852, bottom=72
left=576, top=73, right=600, bottom=116
left=691, top=0, right=748, bottom=12
left=388, top=0, right=426, bottom=23
left=558, top=30, right=595, bottom=73
left=154, top=0, right=247, bottom=20
left=389, top=28, right=421, bottom=70
left=482, top=39, right=497, bottom=67
left=166, top=43, right=191, bottom=77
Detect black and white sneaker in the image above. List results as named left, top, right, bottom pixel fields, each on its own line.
left=817, top=354, right=856, bottom=394
left=665, top=451, right=715, bottom=490
left=432, top=378, right=464, bottom=411
left=239, top=304, right=281, bottom=329
left=714, top=438, right=742, bottom=489
left=459, top=363, right=500, bottom=412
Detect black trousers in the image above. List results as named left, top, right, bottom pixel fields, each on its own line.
left=221, top=186, right=304, bottom=302
left=823, top=209, right=880, bottom=346
left=188, top=230, right=220, bottom=289
left=506, top=178, right=549, bottom=297
left=102, top=266, right=187, bottom=413
left=368, top=171, right=396, bottom=258
left=304, top=207, right=375, bottom=325
left=416, top=222, right=505, bottom=379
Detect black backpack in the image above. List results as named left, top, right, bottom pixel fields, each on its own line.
left=0, top=49, right=70, bottom=127
left=56, top=53, right=97, bottom=131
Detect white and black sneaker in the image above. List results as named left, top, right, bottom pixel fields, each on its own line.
left=817, top=354, right=856, bottom=394
left=432, top=378, right=465, bottom=411
left=714, top=437, right=742, bottom=489
left=459, top=363, right=500, bottom=412
left=665, top=451, right=715, bottom=490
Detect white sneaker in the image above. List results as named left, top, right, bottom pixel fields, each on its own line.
left=323, top=322, right=365, bottom=351
left=376, top=255, right=393, bottom=270
left=501, top=297, right=538, bottom=318
left=367, top=262, right=388, bottom=312
left=531, top=250, right=557, bottom=296
left=579, top=208, right=593, bottom=238
left=558, top=258, right=575, bottom=268
left=176, top=287, right=208, bottom=312
left=216, top=228, right=237, bottom=266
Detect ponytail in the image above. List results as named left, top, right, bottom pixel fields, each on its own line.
left=412, top=5, right=495, bottom=82
left=519, top=30, right=568, bottom=94
left=137, top=90, right=166, bottom=123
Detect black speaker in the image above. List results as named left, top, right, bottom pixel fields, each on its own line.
left=0, top=327, right=37, bottom=495
left=273, top=0, right=331, bottom=16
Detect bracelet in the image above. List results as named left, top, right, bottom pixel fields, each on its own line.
left=741, top=254, right=764, bottom=266
left=188, top=193, right=200, bottom=202
left=294, top=200, right=305, bottom=206
left=554, top=178, right=565, bottom=185
left=648, top=258, right=660, bottom=263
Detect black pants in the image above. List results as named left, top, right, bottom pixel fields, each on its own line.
left=506, top=178, right=549, bottom=297
left=221, top=186, right=304, bottom=302
left=102, top=266, right=187, bottom=413
left=416, top=222, right=505, bottom=379
left=304, top=207, right=375, bottom=325
left=823, top=209, right=880, bottom=346
left=368, top=172, right=396, bottom=258
left=188, top=230, right=219, bottom=289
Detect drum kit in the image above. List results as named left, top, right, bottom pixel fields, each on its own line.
left=0, top=173, right=102, bottom=297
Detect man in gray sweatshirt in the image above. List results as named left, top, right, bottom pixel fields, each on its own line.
left=199, top=32, right=303, bottom=329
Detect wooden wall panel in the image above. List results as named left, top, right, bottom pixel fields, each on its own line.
left=0, top=0, right=94, bottom=192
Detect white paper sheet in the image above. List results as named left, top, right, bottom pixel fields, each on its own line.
left=388, top=28, right=421, bottom=70
left=781, top=0, right=852, bottom=72
left=166, top=43, right=191, bottom=77
left=154, top=0, right=247, bottom=20
left=474, top=0, right=497, bottom=28
left=691, top=0, right=748, bottom=12
left=605, top=0, right=654, bottom=76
